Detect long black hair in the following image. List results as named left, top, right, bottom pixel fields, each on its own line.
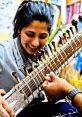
left=13, top=0, right=55, bottom=38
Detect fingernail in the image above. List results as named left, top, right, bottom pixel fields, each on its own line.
left=50, top=72, right=55, bottom=76
left=13, top=114, right=16, bottom=117
left=50, top=72, right=58, bottom=78
left=46, top=74, right=50, bottom=77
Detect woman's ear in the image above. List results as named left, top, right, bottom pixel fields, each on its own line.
left=18, top=30, right=21, bottom=37
left=18, top=30, right=20, bottom=34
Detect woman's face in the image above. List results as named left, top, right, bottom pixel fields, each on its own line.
left=19, top=20, right=49, bottom=55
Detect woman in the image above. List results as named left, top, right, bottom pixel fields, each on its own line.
left=0, top=1, right=55, bottom=117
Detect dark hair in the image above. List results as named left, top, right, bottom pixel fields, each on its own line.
left=13, top=0, right=54, bottom=38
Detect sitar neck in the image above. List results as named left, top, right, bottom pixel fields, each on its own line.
left=21, top=31, right=82, bottom=96
left=11, top=31, right=82, bottom=102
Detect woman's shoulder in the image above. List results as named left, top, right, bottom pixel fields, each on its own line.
left=0, top=38, right=16, bottom=49
left=0, top=38, right=15, bottom=56
left=0, top=38, right=13, bottom=46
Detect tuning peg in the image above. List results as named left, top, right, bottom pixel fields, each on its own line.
left=78, top=15, right=82, bottom=22
left=78, top=14, right=82, bottom=31
left=63, top=33, right=67, bottom=42
left=12, top=72, right=21, bottom=83
left=59, top=35, right=65, bottom=45
left=34, top=51, right=42, bottom=64
left=27, top=58, right=36, bottom=72
left=48, top=43, right=53, bottom=53
left=66, top=29, right=71, bottom=38
left=58, top=36, right=63, bottom=47
left=36, top=51, right=41, bottom=60
left=40, top=49, right=45, bottom=58
left=69, top=26, right=74, bottom=35
left=39, top=50, right=46, bottom=63
left=71, top=19, right=78, bottom=32
left=25, top=67, right=30, bottom=75
left=51, top=41, right=56, bottom=51
left=40, top=48, right=47, bottom=61
left=44, top=46, right=49, bottom=57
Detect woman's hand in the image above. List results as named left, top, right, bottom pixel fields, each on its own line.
left=0, top=89, right=15, bottom=117
left=42, top=72, right=75, bottom=102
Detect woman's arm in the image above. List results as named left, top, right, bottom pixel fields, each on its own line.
left=73, top=93, right=82, bottom=112
left=42, top=72, right=82, bottom=113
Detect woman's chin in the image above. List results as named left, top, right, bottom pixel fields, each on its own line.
left=26, top=49, right=37, bottom=55
left=25, top=46, right=39, bottom=55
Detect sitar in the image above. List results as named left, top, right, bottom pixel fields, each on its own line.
left=3, top=31, right=82, bottom=116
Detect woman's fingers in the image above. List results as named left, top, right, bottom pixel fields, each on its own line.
left=42, top=80, right=48, bottom=88
left=0, top=96, right=15, bottom=117
left=2, top=99, right=15, bottom=117
left=50, top=72, right=59, bottom=81
left=45, top=72, right=57, bottom=82
left=0, top=89, right=15, bottom=117
left=0, top=106, right=10, bottom=117
left=0, top=89, right=6, bottom=95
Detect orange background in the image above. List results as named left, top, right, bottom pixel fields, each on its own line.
left=67, top=0, right=82, bottom=5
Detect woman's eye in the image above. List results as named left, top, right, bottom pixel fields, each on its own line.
left=39, top=34, right=48, bottom=39
left=26, top=32, right=34, bottom=37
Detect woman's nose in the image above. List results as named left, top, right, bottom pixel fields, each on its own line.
left=31, top=37, right=39, bottom=47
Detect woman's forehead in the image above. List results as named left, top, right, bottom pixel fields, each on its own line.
left=23, top=20, right=49, bottom=32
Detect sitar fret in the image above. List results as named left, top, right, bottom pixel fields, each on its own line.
left=16, top=83, right=28, bottom=99
left=23, top=79, right=35, bottom=97
left=21, top=82, right=31, bottom=97
left=32, top=78, right=40, bottom=91
left=48, top=61, right=54, bottom=71
left=16, top=80, right=31, bottom=98
left=70, top=40, right=78, bottom=51
left=31, top=73, right=41, bottom=85
left=59, top=49, right=68, bottom=63
left=38, top=65, right=51, bottom=81
left=64, top=44, right=74, bottom=57
left=53, top=57, right=61, bottom=69
left=27, top=79, right=37, bottom=93
left=39, top=70, right=45, bottom=81
left=53, top=57, right=62, bottom=70
left=74, top=35, right=82, bottom=48
left=49, top=56, right=59, bottom=71
left=48, top=52, right=66, bottom=72
left=58, top=50, right=65, bottom=62
left=56, top=52, right=66, bottom=64
left=35, top=72, right=43, bottom=84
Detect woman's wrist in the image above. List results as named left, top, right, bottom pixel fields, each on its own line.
left=64, top=82, right=75, bottom=96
